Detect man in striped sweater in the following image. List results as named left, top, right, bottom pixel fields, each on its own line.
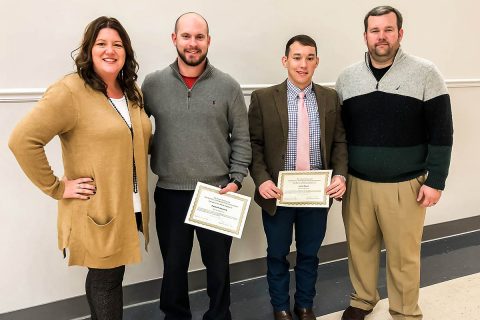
left=335, top=6, right=453, bottom=320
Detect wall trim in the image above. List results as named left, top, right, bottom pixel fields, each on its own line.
left=1, top=79, right=480, bottom=103
left=1, top=215, right=479, bottom=320
left=0, top=88, right=45, bottom=103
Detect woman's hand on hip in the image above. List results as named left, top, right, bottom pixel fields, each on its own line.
left=62, top=176, right=96, bottom=200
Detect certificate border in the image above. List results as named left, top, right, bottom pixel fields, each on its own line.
left=277, top=170, right=332, bottom=207
left=186, top=183, right=250, bottom=238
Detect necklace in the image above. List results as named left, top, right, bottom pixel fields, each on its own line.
left=107, top=94, right=138, bottom=193
left=107, top=95, right=132, bottom=134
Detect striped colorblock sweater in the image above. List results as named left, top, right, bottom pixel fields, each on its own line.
left=335, top=48, right=453, bottom=190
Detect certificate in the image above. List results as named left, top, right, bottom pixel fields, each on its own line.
left=276, top=170, right=332, bottom=207
left=185, top=182, right=251, bottom=238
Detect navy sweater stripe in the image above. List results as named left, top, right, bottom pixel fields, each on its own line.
left=342, top=91, right=425, bottom=146
left=424, top=94, right=454, bottom=145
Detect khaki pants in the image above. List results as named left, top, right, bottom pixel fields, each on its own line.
left=342, top=175, right=426, bottom=320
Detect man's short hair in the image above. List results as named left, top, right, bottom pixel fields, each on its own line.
left=364, top=6, right=403, bottom=32
left=285, top=35, right=317, bottom=57
left=174, top=12, right=209, bottom=34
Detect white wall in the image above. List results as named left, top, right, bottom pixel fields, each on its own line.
left=1, top=0, right=479, bottom=314
left=2, top=0, right=480, bottom=88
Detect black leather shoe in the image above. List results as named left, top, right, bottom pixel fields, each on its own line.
left=274, top=310, right=293, bottom=320
left=293, top=306, right=316, bottom=320
left=341, top=306, right=373, bottom=320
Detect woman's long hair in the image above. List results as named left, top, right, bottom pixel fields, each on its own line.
left=73, top=16, right=143, bottom=107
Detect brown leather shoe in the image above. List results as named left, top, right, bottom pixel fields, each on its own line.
left=274, top=310, right=293, bottom=320
left=341, top=306, right=373, bottom=320
left=293, top=306, right=316, bottom=320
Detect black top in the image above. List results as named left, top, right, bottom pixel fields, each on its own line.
left=369, top=60, right=391, bottom=82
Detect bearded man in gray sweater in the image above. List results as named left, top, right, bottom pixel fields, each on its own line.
left=142, top=12, right=251, bottom=320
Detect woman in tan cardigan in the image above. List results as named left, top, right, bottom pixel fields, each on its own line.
left=9, top=17, right=151, bottom=319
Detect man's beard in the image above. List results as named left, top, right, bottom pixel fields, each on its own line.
left=177, top=47, right=208, bottom=67
left=373, top=43, right=393, bottom=57
left=369, top=42, right=399, bottom=63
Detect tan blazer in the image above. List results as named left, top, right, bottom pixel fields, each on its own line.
left=9, top=74, right=152, bottom=268
left=248, top=81, right=347, bottom=215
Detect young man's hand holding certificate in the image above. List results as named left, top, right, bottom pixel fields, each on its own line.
left=276, top=170, right=333, bottom=207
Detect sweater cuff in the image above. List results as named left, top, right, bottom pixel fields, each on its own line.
left=52, top=179, right=65, bottom=200
left=424, top=174, right=446, bottom=191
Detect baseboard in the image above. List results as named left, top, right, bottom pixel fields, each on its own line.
left=2, top=215, right=479, bottom=320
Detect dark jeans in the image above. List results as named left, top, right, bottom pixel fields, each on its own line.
left=155, top=187, right=233, bottom=320
left=262, top=206, right=328, bottom=311
left=85, top=265, right=125, bottom=320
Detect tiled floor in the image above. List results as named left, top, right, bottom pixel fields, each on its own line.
left=319, top=273, right=480, bottom=319
left=117, top=230, right=480, bottom=320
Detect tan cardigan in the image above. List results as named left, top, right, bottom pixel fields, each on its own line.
left=9, top=74, right=152, bottom=268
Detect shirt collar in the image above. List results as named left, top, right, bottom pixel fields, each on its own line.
left=286, top=79, right=314, bottom=99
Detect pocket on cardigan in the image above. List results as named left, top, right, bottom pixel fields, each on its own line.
left=85, top=214, right=120, bottom=258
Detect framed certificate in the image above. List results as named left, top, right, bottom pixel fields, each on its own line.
left=185, top=182, right=251, bottom=238
left=276, top=170, right=332, bottom=207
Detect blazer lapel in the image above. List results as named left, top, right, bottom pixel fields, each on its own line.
left=314, top=84, right=327, bottom=164
left=273, top=81, right=289, bottom=142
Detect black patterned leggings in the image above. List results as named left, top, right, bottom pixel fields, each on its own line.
left=85, top=265, right=125, bottom=320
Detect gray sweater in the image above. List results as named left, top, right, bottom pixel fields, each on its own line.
left=142, top=60, right=251, bottom=190
left=336, top=48, right=453, bottom=189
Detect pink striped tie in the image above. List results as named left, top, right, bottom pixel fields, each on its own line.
left=296, top=92, right=310, bottom=171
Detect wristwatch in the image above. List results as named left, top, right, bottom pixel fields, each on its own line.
left=229, top=178, right=242, bottom=190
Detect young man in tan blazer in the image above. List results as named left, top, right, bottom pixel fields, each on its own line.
left=248, top=35, right=348, bottom=320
